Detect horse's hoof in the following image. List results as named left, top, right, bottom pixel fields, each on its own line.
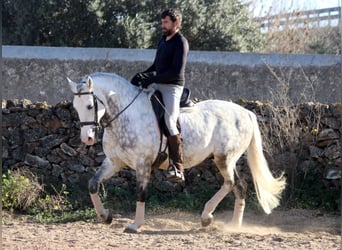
left=201, top=216, right=213, bottom=227
left=124, top=224, right=139, bottom=233
left=100, top=209, right=112, bottom=224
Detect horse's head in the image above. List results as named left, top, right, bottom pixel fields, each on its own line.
left=68, top=76, right=105, bottom=146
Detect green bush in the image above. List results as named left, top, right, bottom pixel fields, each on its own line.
left=1, top=168, right=95, bottom=223
left=2, top=169, right=43, bottom=211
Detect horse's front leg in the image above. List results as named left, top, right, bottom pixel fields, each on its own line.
left=124, top=162, right=151, bottom=233
left=89, top=157, right=123, bottom=224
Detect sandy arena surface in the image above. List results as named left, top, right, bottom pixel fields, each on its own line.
left=2, top=209, right=341, bottom=250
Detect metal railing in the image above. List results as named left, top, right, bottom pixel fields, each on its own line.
left=255, top=6, right=341, bottom=32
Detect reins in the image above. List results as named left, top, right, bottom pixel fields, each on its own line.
left=102, top=88, right=143, bottom=128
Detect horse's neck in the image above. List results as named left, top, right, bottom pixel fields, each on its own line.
left=93, top=76, right=139, bottom=116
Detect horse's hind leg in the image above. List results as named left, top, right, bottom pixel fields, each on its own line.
left=231, top=176, right=247, bottom=227
left=201, top=155, right=235, bottom=227
left=89, top=157, right=123, bottom=224
left=201, top=180, right=234, bottom=227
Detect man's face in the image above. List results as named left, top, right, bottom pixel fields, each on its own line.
left=161, top=16, right=177, bottom=37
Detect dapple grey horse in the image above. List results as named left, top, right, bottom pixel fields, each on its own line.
left=68, top=72, right=286, bottom=233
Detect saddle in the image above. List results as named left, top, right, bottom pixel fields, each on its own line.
left=150, top=87, right=194, bottom=137
left=150, top=88, right=194, bottom=169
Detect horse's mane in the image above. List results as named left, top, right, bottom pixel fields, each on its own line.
left=82, top=72, right=134, bottom=92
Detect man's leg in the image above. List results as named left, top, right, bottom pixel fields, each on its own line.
left=166, top=134, right=185, bottom=182
left=157, top=84, right=185, bottom=182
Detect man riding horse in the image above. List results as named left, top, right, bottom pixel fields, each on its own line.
left=131, top=9, right=189, bottom=183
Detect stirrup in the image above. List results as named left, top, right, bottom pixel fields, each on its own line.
left=166, top=165, right=185, bottom=182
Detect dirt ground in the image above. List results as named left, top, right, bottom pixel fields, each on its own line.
left=2, top=209, right=341, bottom=250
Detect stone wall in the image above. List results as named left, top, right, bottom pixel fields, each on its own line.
left=2, top=46, right=341, bottom=106
left=2, top=99, right=341, bottom=198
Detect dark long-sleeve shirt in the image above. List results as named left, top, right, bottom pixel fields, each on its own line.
left=144, top=32, right=189, bottom=86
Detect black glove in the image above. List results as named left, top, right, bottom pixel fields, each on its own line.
left=131, top=72, right=146, bottom=86
left=139, top=77, right=153, bottom=88
left=131, top=72, right=155, bottom=88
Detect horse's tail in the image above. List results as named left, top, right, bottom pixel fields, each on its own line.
left=246, top=112, right=286, bottom=214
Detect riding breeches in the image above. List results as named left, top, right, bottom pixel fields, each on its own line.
left=152, top=83, right=183, bottom=136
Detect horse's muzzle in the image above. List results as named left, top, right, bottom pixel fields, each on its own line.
left=81, top=127, right=96, bottom=145
left=85, top=137, right=96, bottom=146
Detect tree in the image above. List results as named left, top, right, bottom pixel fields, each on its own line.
left=102, top=0, right=265, bottom=51
left=151, top=0, right=265, bottom=52
left=92, top=0, right=153, bottom=48
left=2, top=0, right=265, bottom=51
left=3, top=0, right=100, bottom=47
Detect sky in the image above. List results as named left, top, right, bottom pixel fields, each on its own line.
left=245, top=0, right=341, bottom=17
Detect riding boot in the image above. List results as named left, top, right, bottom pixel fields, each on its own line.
left=166, top=134, right=185, bottom=182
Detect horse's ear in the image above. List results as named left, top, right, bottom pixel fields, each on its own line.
left=67, top=77, right=77, bottom=93
left=87, top=76, right=94, bottom=90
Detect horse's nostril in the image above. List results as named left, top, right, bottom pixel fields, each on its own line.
left=88, top=137, right=93, bottom=141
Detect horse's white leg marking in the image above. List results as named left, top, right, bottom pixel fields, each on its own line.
left=201, top=181, right=233, bottom=227
left=90, top=193, right=110, bottom=221
left=124, top=161, right=151, bottom=233
left=230, top=175, right=248, bottom=227
left=134, top=201, right=145, bottom=227
left=89, top=157, right=123, bottom=224
left=231, top=198, right=245, bottom=227
left=201, top=153, right=239, bottom=227
left=124, top=201, right=145, bottom=233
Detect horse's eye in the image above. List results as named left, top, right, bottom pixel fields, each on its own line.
left=87, top=105, right=93, bottom=110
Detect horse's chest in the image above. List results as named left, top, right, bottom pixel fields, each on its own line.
left=102, top=129, right=155, bottom=165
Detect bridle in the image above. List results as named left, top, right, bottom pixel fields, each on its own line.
left=75, top=91, right=103, bottom=128
left=74, top=88, right=143, bottom=130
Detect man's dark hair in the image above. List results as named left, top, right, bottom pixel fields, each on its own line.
left=161, top=9, right=182, bottom=23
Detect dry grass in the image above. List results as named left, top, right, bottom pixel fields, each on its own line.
left=265, top=25, right=340, bottom=54
left=258, top=61, right=323, bottom=154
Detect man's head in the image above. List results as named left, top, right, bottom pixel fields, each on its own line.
left=161, top=9, right=182, bottom=23
left=160, top=9, right=182, bottom=38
